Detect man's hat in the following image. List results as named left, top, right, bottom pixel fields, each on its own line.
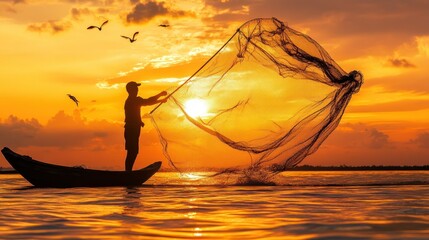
left=126, top=81, right=141, bottom=91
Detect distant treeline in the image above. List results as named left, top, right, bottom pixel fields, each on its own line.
left=287, top=165, right=429, bottom=171
left=159, top=165, right=429, bottom=172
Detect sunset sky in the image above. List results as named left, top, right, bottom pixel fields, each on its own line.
left=1, top=0, right=428, bottom=170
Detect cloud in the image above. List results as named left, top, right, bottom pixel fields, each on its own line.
left=125, top=0, right=190, bottom=24
left=106, top=51, right=205, bottom=81
left=244, top=0, right=429, bottom=35
left=0, top=111, right=115, bottom=149
left=70, top=7, right=109, bottom=20
left=205, top=0, right=250, bottom=11
left=0, top=110, right=166, bottom=150
left=349, top=99, right=429, bottom=113
left=204, top=0, right=429, bottom=59
left=126, top=1, right=166, bottom=23
left=0, top=0, right=25, bottom=13
left=0, top=0, right=25, bottom=4
left=367, top=128, right=389, bottom=149
left=71, top=7, right=91, bottom=20
left=0, top=115, right=42, bottom=148
left=324, top=123, right=392, bottom=149
left=302, top=122, right=429, bottom=166
left=0, top=111, right=169, bottom=169
left=27, top=20, right=72, bottom=34
left=388, top=58, right=416, bottom=68
left=416, top=36, right=429, bottom=57
left=411, top=132, right=429, bottom=148
left=65, top=0, right=112, bottom=4
left=1, top=5, right=16, bottom=13
left=204, top=0, right=250, bottom=22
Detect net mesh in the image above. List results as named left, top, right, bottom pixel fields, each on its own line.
left=149, top=17, right=363, bottom=173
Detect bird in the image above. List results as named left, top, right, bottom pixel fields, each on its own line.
left=87, top=20, right=108, bottom=31
left=121, top=32, right=139, bottom=43
left=158, top=24, right=170, bottom=28
left=67, top=94, right=79, bottom=107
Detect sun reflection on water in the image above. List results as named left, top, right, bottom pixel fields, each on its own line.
left=182, top=172, right=208, bottom=181
left=194, top=227, right=203, bottom=237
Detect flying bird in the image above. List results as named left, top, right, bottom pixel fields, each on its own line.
left=67, top=94, right=79, bottom=107
left=121, top=32, right=139, bottom=43
left=87, top=20, right=108, bottom=31
left=158, top=24, right=170, bottom=28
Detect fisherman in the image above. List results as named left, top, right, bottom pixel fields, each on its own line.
left=124, top=81, right=167, bottom=171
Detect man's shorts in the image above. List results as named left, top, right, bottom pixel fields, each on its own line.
left=124, top=125, right=141, bottom=152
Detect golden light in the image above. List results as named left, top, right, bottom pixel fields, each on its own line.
left=184, top=99, right=209, bottom=118
left=182, top=173, right=205, bottom=181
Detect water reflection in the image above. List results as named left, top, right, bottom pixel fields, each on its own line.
left=122, top=187, right=143, bottom=215
left=1, top=173, right=429, bottom=239
left=117, top=185, right=209, bottom=238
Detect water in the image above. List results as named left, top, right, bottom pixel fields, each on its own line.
left=1, top=171, right=429, bottom=239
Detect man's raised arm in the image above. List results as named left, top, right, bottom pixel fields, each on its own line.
left=143, top=91, right=168, bottom=105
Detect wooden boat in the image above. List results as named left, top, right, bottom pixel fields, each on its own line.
left=1, top=147, right=161, bottom=188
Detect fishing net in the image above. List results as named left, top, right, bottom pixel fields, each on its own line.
left=149, top=18, right=362, bottom=173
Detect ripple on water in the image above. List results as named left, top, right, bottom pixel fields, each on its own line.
left=1, top=172, right=429, bottom=239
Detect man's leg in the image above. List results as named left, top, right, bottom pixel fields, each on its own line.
left=125, top=149, right=138, bottom=171
left=124, top=126, right=140, bottom=171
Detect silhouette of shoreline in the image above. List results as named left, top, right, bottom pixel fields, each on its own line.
left=157, top=165, right=429, bottom=172
left=287, top=165, right=429, bottom=171
left=3, top=165, right=428, bottom=174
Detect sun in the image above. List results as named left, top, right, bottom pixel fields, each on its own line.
left=184, top=99, right=209, bottom=118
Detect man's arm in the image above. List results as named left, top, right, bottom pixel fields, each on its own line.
left=141, top=91, right=168, bottom=105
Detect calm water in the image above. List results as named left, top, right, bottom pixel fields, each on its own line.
left=1, top=171, right=429, bottom=239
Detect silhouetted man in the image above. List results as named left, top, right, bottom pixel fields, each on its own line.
left=124, top=81, right=167, bottom=171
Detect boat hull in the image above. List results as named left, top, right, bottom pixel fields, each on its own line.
left=1, top=147, right=161, bottom=188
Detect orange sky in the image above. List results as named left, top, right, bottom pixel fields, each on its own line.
left=0, top=0, right=428, bottom=170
